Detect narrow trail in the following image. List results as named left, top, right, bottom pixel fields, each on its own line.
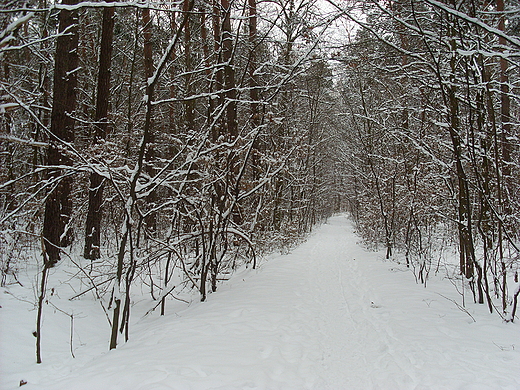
left=293, top=218, right=417, bottom=389
left=13, top=215, right=520, bottom=390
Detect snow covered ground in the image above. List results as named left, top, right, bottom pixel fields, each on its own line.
left=1, top=215, right=519, bottom=389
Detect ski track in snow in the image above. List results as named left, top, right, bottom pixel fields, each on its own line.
left=1, top=215, right=520, bottom=389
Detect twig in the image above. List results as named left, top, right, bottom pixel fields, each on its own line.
left=3, top=290, right=36, bottom=306
left=436, top=293, right=476, bottom=322
left=47, top=302, right=76, bottom=358
left=144, top=285, right=190, bottom=317
left=60, top=251, right=112, bottom=327
left=69, top=277, right=115, bottom=300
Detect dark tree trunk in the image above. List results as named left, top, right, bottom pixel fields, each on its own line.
left=142, top=7, right=157, bottom=233
left=183, top=0, right=195, bottom=130
left=43, top=0, right=79, bottom=265
left=497, top=0, right=511, bottom=183
left=221, top=0, right=241, bottom=224
left=447, top=24, right=475, bottom=281
left=497, top=0, right=511, bottom=314
left=143, top=9, right=153, bottom=82
left=84, top=3, right=115, bottom=260
left=221, top=0, right=237, bottom=140
left=212, top=0, right=223, bottom=142
left=448, top=86, right=475, bottom=280
left=35, top=262, right=49, bottom=363
left=169, top=11, right=177, bottom=133
left=110, top=225, right=128, bottom=350
left=249, top=0, right=261, bottom=181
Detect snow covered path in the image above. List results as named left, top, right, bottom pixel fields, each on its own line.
left=2, top=215, right=520, bottom=389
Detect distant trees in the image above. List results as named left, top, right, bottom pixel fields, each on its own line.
left=333, top=0, right=519, bottom=316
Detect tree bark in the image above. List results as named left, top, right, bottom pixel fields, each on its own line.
left=212, top=0, right=223, bottom=142
left=183, top=0, right=195, bottom=130
left=496, top=0, right=512, bottom=184
left=35, top=261, right=49, bottom=363
left=142, top=7, right=157, bottom=233
left=43, top=0, right=79, bottom=265
left=249, top=0, right=261, bottom=181
left=221, top=0, right=241, bottom=224
left=221, top=0, right=237, bottom=140
left=496, top=0, right=511, bottom=314
left=84, top=2, right=115, bottom=260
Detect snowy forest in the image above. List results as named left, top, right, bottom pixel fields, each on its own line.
left=1, top=0, right=520, bottom=386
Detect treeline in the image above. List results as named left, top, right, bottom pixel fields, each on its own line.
left=0, top=0, right=339, bottom=360
left=333, top=0, right=519, bottom=318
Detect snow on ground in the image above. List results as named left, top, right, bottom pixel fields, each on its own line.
left=1, top=215, right=519, bottom=389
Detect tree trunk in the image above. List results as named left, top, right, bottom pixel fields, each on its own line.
left=221, top=0, right=237, bottom=140
left=496, top=0, right=511, bottom=314
left=212, top=0, right=223, bottom=141
left=447, top=23, right=475, bottom=281
left=448, top=88, right=475, bottom=281
left=35, top=260, right=50, bottom=363
left=84, top=2, right=115, bottom=260
left=496, top=0, right=512, bottom=184
left=248, top=0, right=262, bottom=181
left=169, top=11, right=177, bottom=134
left=183, top=0, right=195, bottom=130
left=43, top=0, right=80, bottom=265
left=109, top=224, right=128, bottom=350
left=142, top=7, right=157, bottom=233
left=221, top=0, right=241, bottom=226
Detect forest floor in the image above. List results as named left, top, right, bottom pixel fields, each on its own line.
left=1, top=215, right=519, bottom=389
